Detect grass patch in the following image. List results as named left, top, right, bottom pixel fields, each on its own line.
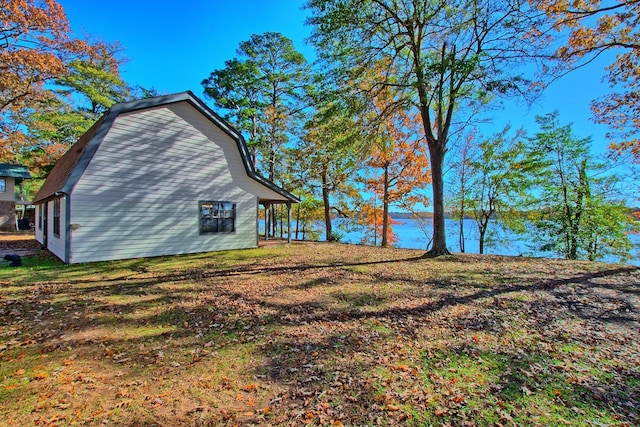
left=0, top=242, right=638, bottom=426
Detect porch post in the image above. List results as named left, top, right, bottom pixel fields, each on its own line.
left=287, top=202, right=292, bottom=244
left=264, top=203, right=270, bottom=241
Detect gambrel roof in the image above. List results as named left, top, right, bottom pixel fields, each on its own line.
left=34, top=91, right=299, bottom=204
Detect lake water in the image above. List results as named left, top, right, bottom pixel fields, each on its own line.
left=264, top=218, right=639, bottom=265
left=335, top=218, right=640, bottom=266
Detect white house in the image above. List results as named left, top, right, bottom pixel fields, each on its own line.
left=33, top=91, right=298, bottom=263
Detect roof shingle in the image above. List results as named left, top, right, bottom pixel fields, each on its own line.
left=33, top=116, right=104, bottom=203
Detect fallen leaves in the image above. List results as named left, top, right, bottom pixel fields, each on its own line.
left=0, top=242, right=638, bottom=426
left=32, top=371, right=49, bottom=380
left=243, top=383, right=258, bottom=392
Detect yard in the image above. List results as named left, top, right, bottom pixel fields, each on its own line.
left=0, top=238, right=638, bottom=426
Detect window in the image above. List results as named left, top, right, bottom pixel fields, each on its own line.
left=53, top=198, right=60, bottom=237
left=199, top=201, right=235, bottom=234
left=38, top=205, right=42, bottom=230
left=0, top=178, right=5, bottom=192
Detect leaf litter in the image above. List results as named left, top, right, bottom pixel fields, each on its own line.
left=0, top=242, right=638, bottom=426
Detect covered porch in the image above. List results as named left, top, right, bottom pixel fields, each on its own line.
left=258, top=198, right=294, bottom=244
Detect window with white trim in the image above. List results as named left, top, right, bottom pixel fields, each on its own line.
left=199, top=201, right=235, bottom=234
left=53, top=199, right=60, bottom=237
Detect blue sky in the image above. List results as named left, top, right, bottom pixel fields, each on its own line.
left=59, top=0, right=616, bottom=155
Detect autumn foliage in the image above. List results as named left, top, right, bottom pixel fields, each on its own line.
left=360, top=123, right=431, bottom=247
left=358, top=64, right=431, bottom=247
left=536, top=0, right=640, bottom=160
left=1, top=0, right=129, bottom=190
left=1, top=1, right=71, bottom=108
left=357, top=202, right=400, bottom=246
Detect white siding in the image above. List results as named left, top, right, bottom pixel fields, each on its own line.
left=46, top=197, right=66, bottom=262
left=68, top=102, right=281, bottom=263
left=35, top=204, right=43, bottom=244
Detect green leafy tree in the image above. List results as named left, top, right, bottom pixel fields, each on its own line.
left=306, top=0, right=547, bottom=256
left=527, top=112, right=636, bottom=262
left=202, top=32, right=311, bottom=181
left=55, top=41, right=129, bottom=116
left=202, top=58, right=265, bottom=164
left=292, top=191, right=325, bottom=241
left=20, top=40, right=130, bottom=188
left=202, top=32, right=311, bottom=237
left=447, top=132, right=477, bottom=253
left=465, top=127, right=534, bottom=254
left=295, top=100, right=363, bottom=241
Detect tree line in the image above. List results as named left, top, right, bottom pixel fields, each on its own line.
left=1, top=0, right=638, bottom=263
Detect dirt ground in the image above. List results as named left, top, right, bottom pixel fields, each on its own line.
left=0, top=232, right=40, bottom=257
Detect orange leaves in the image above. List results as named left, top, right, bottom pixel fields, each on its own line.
left=243, top=383, right=258, bottom=392
left=452, top=395, right=466, bottom=404
left=434, top=407, right=448, bottom=416
left=0, top=0, right=80, bottom=112
left=260, top=405, right=273, bottom=415
left=390, top=363, right=420, bottom=377
left=1, top=0, right=99, bottom=175
left=115, top=388, right=130, bottom=398
left=358, top=68, right=431, bottom=247
left=538, top=0, right=640, bottom=159
left=33, top=371, right=49, bottom=380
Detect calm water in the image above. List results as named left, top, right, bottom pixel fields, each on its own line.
left=264, top=218, right=639, bottom=265
left=336, top=218, right=640, bottom=266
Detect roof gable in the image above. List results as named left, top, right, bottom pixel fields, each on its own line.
left=33, top=115, right=105, bottom=203
left=33, top=91, right=299, bottom=204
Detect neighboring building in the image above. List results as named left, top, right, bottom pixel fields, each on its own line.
left=33, top=91, right=298, bottom=263
left=0, top=164, right=32, bottom=231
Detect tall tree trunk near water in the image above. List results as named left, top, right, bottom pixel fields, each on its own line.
left=295, top=202, right=301, bottom=240
left=425, top=142, right=450, bottom=256
left=381, top=165, right=390, bottom=247
left=321, top=168, right=333, bottom=241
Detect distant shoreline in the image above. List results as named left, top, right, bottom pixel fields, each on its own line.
left=389, top=208, right=640, bottom=220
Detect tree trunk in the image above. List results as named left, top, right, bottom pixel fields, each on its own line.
left=270, top=205, right=276, bottom=238
left=269, top=132, right=277, bottom=238
left=295, top=202, right=300, bottom=240
left=414, top=45, right=450, bottom=257
left=459, top=214, right=465, bottom=253
left=478, top=217, right=488, bottom=255
left=321, top=168, right=332, bottom=241
left=424, top=145, right=450, bottom=257
left=458, top=158, right=467, bottom=253
left=382, top=164, right=390, bottom=247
